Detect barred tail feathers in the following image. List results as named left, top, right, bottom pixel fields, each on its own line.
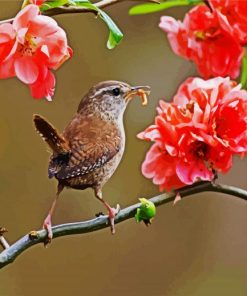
left=33, top=114, right=70, bottom=154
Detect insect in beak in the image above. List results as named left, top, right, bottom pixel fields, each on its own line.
left=125, top=86, right=151, bottom=106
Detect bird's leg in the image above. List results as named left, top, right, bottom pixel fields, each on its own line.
left=43, top=183, right=64, bottom=244
left=94, top=188, right=120, bottom=234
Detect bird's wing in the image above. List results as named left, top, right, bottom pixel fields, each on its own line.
left=51, top=115, right=122, bottom=180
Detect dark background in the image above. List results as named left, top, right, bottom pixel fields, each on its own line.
left=1, top=1, right=247, bottom=295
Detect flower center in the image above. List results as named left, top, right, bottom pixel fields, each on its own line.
left=18, top=35, right=37, bottom=57
left=190, top=141, right=208, bottom=160
left=195, top=31, right=205, bottom=41
left=186, top=102, right=194, bottom=113
left=195, top=27, right=221, bottom=41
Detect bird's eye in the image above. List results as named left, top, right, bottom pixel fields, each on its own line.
left=112, top=88, right=120, bottom=96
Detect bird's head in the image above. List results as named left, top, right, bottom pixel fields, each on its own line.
left=77, top=80, right=150, bottom=119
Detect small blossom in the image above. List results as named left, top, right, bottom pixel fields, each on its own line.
left=138, top=77, right=247, bottom=191
left=0, top=4, right=72, bottom=100
left=159, top=5, right=244, bottom=79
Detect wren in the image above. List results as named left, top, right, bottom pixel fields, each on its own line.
left=33, top=80, right=150, bottom=243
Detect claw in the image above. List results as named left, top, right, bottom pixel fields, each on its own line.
left=108, top=204, right=120, bottom=234
left=43, top=215, right=53, bottom=246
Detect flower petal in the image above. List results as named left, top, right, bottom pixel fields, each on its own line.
left=28, top=15, right=58, bottom=38
left=16, top=27, right=28, bottom=44
left=13, top=4, right=39, bottom=31
left=0, top=57, right=15, bottom=78
left=173, top=193, right=182, bottom=205
left=14, top=56, right=39, bottom=84
left=29, top=69, right=55, bottom=100
left=0, top=23, right=15, bottom=43
left=176, top=160, right=213, bottom=185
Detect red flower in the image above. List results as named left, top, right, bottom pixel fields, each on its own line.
left=159, top=5, right=244, bottom=79
left=209, top=0, right=247, bottom=45
left=0, top=5, right=72, bottom=100
left=138, top=77, right=247, bottom=191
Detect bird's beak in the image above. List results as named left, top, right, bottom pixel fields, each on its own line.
left=125, top=86, right=151, bottom=106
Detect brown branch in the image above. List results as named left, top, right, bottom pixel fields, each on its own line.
left=0, top=181, right=247, bottom=270
left=0, top=0, right=159, bottom=24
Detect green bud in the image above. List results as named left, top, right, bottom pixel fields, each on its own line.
left=135, top=198, right=156, bottom=226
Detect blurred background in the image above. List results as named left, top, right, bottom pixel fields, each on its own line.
left=1, top=1, right=247, bottom=295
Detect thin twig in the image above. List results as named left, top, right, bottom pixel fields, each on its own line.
left=0, top=18, right=14, bottom=25
left=203, top=0, right=213, bottom=12
left=0, top=181, right=247, bottom=270
left=0, top=0, right=159, bottom=24
left=0, top=237, right=10, bottom=250
left=0, top=228, right=9, bottom=250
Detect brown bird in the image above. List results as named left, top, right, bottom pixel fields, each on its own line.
left=33, top=80, right=150, bottom=242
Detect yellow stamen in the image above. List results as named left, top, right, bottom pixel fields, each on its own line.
left=195, top=31, right=205, bottom=41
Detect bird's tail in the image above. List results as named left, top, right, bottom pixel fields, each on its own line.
left=33, top=114, right=70, bottom=154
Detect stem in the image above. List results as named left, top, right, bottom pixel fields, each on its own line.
left=0, top=228, right=9, bottom=250
left=203, top=0, right=213, bottom=12
left=0, top=237, right=10, bottom=250
left=0, top=18, right=14, bottom=25
left=0, top=181, right=247, bottom=269
left=0, top=0, right=159, bottom=24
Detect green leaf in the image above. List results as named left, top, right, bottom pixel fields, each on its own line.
left=129, top=0, right=202, bottom=15
left=40, top=0, right=69, bottom=12
left=72, top=2, right=123, bottom=49
left=241, top=56, right=247, bottom=88
left=100, top=10, right=123, bottom=49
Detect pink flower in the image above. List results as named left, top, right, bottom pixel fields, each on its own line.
left=159, top=5, right=244, bottom=79
left=209, top=0, right=247, bottom=45
left=138, top=77, right=247, bottom=191
left=0, top=5, right=72, bottom=100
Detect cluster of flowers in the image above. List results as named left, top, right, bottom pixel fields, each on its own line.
left=139, top=77, right=247, bottom=191
left=0, top=1, right=72, bottom=100
left=160, top=0, right=247, bottom=79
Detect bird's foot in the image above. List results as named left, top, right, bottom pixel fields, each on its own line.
left=42, top=215, right=53, bottom=246
left=108, top=204, right=120, bottom=234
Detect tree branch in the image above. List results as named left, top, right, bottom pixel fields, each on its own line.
left=44, top=0, right=122, bottom=16
left=0, top=0, right=159, bottom=24
left=0, top=181, right=247, bottom=269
